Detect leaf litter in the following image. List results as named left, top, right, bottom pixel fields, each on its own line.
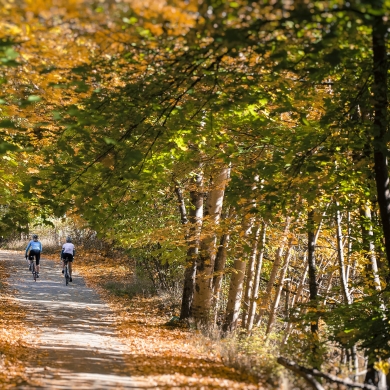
left=0, top=258, right=39, bottom=388
left=74, top=249, right=263, bottom=389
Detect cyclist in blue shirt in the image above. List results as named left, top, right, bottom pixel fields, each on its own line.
left=25, top=234, right=42, bottom=277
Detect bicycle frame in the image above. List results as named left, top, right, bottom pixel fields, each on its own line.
left=64, top=260, right=70, bottom=286
left=31, top=259, right=37, bottom=282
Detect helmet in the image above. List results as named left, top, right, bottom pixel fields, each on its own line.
left=32, top=234, right=38, bottom=240
left=66, top=236, right=72, bottom=243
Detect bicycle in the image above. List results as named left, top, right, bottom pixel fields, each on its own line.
left=63, top=258, right=70, bottom=286
left=28, top=257, right=38, bottom=282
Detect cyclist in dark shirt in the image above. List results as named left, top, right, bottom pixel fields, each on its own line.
left=61, top=236, right=75, bottom=282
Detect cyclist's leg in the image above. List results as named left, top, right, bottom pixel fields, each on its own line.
left=35, top=252, right=41, bottom=273
left=63, top=253, right=73, bottom=277
left=67, top=255, right=73, bottom=281
left=28, top=252, right=34, bottom=270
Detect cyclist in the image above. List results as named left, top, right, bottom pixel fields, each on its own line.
left=61, top=236, right=75, bottom=282
left=25, top=234, right=42, bottom=278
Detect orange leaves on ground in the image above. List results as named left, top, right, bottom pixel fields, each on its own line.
left=0, top=262, right=37, bottom=388
left=75, top=252, right=261, bottom=389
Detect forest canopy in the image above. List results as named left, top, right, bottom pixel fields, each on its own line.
left=1, top=0, right=390, bottom=387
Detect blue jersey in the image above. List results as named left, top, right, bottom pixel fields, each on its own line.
left=26, top=240, right=42, bottom=254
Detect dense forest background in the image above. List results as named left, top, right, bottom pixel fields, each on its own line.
left=2, top=0, right=390, bottom=387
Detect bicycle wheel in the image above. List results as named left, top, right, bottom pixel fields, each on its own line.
left=65, top=263, right=69, bottom=286
left=33, top=263, right=37, bottom=282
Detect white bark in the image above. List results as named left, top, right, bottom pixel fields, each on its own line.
left=242, top=223, right=261, bottom=328
left=180, top=172, right=204, bottom=320
left=191, top=166, right=230, bottom=324
left=223, top=258, right=247, bottom=332
left=335, top=203, right=352, bottom=305
left=255, top=217, right=291, bottom=326
left=247, top=221, right=267, bottom=332
left=282, top=262, right=308, bottom=344
left=361, top=205, right=381, bottom=291
left=266, top=238, right=294, bottom=335
left=222, top=208, right=254, bottom=332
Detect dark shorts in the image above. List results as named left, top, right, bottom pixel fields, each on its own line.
left=28, top=250, right=41, bottom=265
left=62, top=253, right=74, bottom=262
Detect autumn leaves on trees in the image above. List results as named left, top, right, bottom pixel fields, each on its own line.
left=1, top=0, right=390, bottom=386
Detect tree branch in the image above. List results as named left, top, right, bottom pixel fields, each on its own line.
left=277, top=357, right=377, bottom=390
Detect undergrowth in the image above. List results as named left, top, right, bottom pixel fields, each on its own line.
left=105, top=278, right=156, bottom=299
left=190, top=326, right=285, bottom=388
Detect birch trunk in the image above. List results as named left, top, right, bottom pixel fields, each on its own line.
left=222, top=258, right=247, bottom=332
left=222, top=210, right=254, bottom=332
left=323, top=271, right=335, bottom=305
left=266, top=238, right=294, bottom=335
left=247, top=221, right=267, bottom=332
left=345, top=212, right=352, bottom=282
left=335, top=203, right=352, bottom=304
left=212, top=207, right=233, bottom=304
left=174, top=185, right=188, bottom=225
left=284, top=211, right=326, bottom=345
left=180, top=172, right=204, bottom=320
left=242, top=223, right=261, bottom=329
left=282, top=263, right=308, bottom=344
left=361, top=205, right=381, bottom=291
left=255, top=217, right=291, bottom=326
left=212, top=212, right=232, bottom=324
left=307, top=204, right=327, bottom=303
left=191, top=167, right=230, bottom=325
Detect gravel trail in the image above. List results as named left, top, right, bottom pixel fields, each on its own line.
left=0, top=250, right=149, bottom=390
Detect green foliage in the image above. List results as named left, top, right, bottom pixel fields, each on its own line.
left=324, top=292, right=390, bottom=364
left=2, top=1, right=390, bottom=379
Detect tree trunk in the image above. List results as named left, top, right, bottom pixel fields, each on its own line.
left=283, top=203, right=326, bottom=344
left=222, top=208, right=255, bottom=332
left=255, top=217, right=291, bottom=326
left=360, top=204, right=381, bottom=291
left=307, top=209, right=318, bottom=332
left=222, top=257, right=247, bottom=332
left=180, top=172, right=204, bottom=320
left=282, top=262, right=308, bottom=344
left=247, top=221, right=267, bottom=332
left=345, top=211, right=352, bottom=282
left=307, top=209, right=321, bottom=368
left=242, top=223, right=261, bottom=329
left=372, top=9, right=390, bottom=272
left=212, top=226, right=231, bottom=324
left=323, top=270, right=335, bottom=305
left=191, top=166, right=230, bottom=325
left=335, top=203, right=352, bottom=305
left=212, top=206, right=233, bottom=304
left=266, top=238, right=294, bottom=335
left=174, top=185, right=188, bottom=225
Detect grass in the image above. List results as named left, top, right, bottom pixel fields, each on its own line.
left=3, top=236, right=61, bottom=254
left=105, top=278, right=156, bottom=299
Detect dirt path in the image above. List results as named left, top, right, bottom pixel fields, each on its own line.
left=0, top=250, right=149, bottom=389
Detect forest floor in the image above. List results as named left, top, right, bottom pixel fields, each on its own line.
left=0, top=250, right=263, bottom=389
